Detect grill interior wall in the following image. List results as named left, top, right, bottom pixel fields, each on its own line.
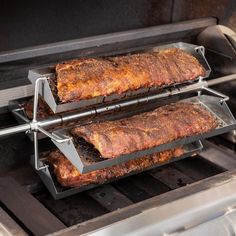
left=1, top=0, right=236, bottom=52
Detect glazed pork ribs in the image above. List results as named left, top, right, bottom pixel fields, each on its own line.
left=71, top=102, right=218, bottom=159
left=56, top=48, right=205, bottom=102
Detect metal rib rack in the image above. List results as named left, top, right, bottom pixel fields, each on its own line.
left=50, top=94, right=235, bottom=174
left=34, top=141, right=203, bottom=200
left=28, top=42, right=211, bottom=113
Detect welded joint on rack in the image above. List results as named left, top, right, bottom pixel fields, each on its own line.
left=195, top=45, right=212, bottom=78
left=201, top=86, right=229, bottom=103
left=28, top=119, right=70, bottom=143
left=198, top=78, right=203, bottom=96
left=12, top=107, right=24, bottom=112
left=198, top=76, right=204, bottom=83
left=30, top=76, right=71, bottom=148
left=29, top=121, right=38, bottom=132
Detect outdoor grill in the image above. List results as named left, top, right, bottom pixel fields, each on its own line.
left=2, top=2, right=236, bottom=235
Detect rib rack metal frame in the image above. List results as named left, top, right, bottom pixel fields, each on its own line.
left=0, top=74, right=234, bottom=172
left=0, top=43, right=235, bottom=175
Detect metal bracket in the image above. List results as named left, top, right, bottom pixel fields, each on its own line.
left=201, top=86, right=229, bottom=103
left=32, top=77, right=50, bottom=170
left=33, top=131, right=47, bottom=171
left=31, top=77, right=72, bottom=171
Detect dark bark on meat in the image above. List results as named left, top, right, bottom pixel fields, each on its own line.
left=56, top=48, right=206, bottom=102
left=71, top=102, right=218, bottom=158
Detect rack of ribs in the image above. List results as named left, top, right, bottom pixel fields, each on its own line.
left=47, top=147, right=184, bottom=188
left=56, top=48, right=206, bottom=102
left=71, top=102, right=218, bottom=159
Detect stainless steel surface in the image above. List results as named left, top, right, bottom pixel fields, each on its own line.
left=170, top=211, right=236, bottom=236
left=208, top=75, right=236, bottom=143
left=51, top=94, right=236, bottom=174
left=9, top=98, right=62, bottom=140
left=81, top=178, right=236, bottom=236
left=50, top=168, right=236, bottom=236
left=33, top=77, right=47, bottom=122
left=208, top=74, right=236, bottom=144
left=36, top=141, right=202, bottom=200
left=201, top=86, right=229, bottom=102
left=12, top=108, right=29, bottom=123
left=37, top=126, right=70, bottom=144
left=0, top=123, right=30, bottom=138
left=32, top=126, right=70, bottom=172
left=224, top=130, right=236, bottom=143
left=28, top=42, right=211, bottom=113
left=0, top=207, right=27, bottom=236
left=33, top=132, right=48, bottom=171
left=208, top=74, right=236, bottom=86
left=0, top=18, right=216, bottom=64
left=201, top=140, right=236, bottom=170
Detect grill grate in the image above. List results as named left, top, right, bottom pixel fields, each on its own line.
left=34, top=155, right=224, bottom=227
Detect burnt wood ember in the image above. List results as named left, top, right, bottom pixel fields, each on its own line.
left=56, top=48, right=206, bottom=102
left=71, top=102, right=218, bottom=159
left=47, top=147, right=184, bottom=188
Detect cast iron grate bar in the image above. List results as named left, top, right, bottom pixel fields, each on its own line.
left=122, top=173, right=171, bottom=197
left=149, top=166, right=194, bottom=189
left=111, top=178, right=156, bottom=203
left=171, top=156, right=224, bottom=181
left=35, top=191, right=109, bottom=227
